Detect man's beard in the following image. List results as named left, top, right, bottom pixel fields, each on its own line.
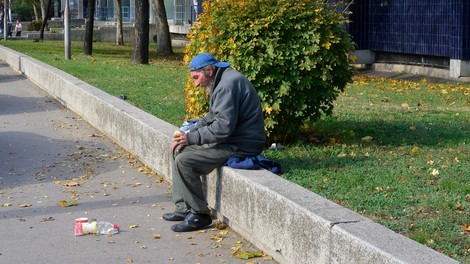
left=205, top=79, right=215, bottom=95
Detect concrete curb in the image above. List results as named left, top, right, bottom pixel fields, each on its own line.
left=0, top=45, right=459, bottom=264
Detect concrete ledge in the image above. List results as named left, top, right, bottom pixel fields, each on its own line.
left=372, top=63, right=450, bottom=79
left=0, top=46, right=459, bottom=264
left=25, top=25, right=190, bottom=44
left=349, top=50, right=376, bottom=64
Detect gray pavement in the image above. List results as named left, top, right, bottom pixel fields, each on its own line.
left=0, top=62, right=270, bottom=263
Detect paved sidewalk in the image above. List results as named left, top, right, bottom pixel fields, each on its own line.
left=0, top=62, right=270, bottom=264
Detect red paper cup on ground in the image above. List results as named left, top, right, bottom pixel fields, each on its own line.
left=75, top=217, right=89, bottom=236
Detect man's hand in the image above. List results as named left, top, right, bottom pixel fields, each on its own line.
left=171, top=130, right=187, bottom=153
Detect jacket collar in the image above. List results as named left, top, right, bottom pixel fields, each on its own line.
left=210, top=67, right=229, bottom=93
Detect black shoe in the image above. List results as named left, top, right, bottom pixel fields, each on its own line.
left=171, top=212, right=212, bottom=232
left=162, top=211, right=189, bottom=221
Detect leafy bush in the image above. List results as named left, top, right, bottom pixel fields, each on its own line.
left=184, top=0, right=355, bottom=142
left=28, top=20, right=44, bottom=31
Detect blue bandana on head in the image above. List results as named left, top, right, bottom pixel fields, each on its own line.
left=189, top=53, right=230, bottom=71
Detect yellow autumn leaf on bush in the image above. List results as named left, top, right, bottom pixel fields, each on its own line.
left=361, top=136, right=374, bottom=142
left=264, top=106, right=272, bottom=114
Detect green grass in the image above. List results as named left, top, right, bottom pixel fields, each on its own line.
left=2, top=40, right=188, bottom=125
left=1, top=40, right=469, bottom=262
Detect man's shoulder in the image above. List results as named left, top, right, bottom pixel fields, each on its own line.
left=222, top=68, right=249, bottom=82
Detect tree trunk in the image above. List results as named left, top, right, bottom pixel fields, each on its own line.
left=133, top=0, right=149, bottom=64
left=152, top=0, right=173, bottom=55
left=33, top=4, right=39, bottom=21
left=39, top=0, right=52, bottom=41
left=116, top=0, right=124, bottom=45
left=83, top=0, right=96, bottom=55
left=40, top=0, right=47, bottom=20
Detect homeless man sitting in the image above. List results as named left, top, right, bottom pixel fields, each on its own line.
left=164, top=53, right=266, bottom=232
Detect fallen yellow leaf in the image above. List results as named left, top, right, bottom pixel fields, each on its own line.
left=215, top=220, right=228, bottom=230
left=210, top=234, right=224, bottom=243
left=430, top=169, right=440, bottom=176
left=57, top=200, right=78, bottom=207
left=410, top=146, right=419, bottom=155
left=361, top=136, right=374, bottom=142
left=219, top=230, right=229, bottom=236
left=2, top=203, right=12, bottom=207
left=63, top=181, right=80, bottom=187
left=153, top=234, right=161, bottom=239
left=19, top=204, right=32, bottom=208
left=463, top=223, right=470, bottom=232
left=233, top=250, right=264, bottom=260
left=40, top=216, right=55, bottom=222
left=129, top=224, right=139, bottom=228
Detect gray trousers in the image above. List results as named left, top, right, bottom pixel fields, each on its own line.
left=172, top=143, right=238, bottom=214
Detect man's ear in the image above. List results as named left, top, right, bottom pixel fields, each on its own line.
left=208, top=66, right=215, bottom=77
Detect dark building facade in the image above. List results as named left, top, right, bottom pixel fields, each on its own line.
left=348, top=0, right=470, bottom=78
